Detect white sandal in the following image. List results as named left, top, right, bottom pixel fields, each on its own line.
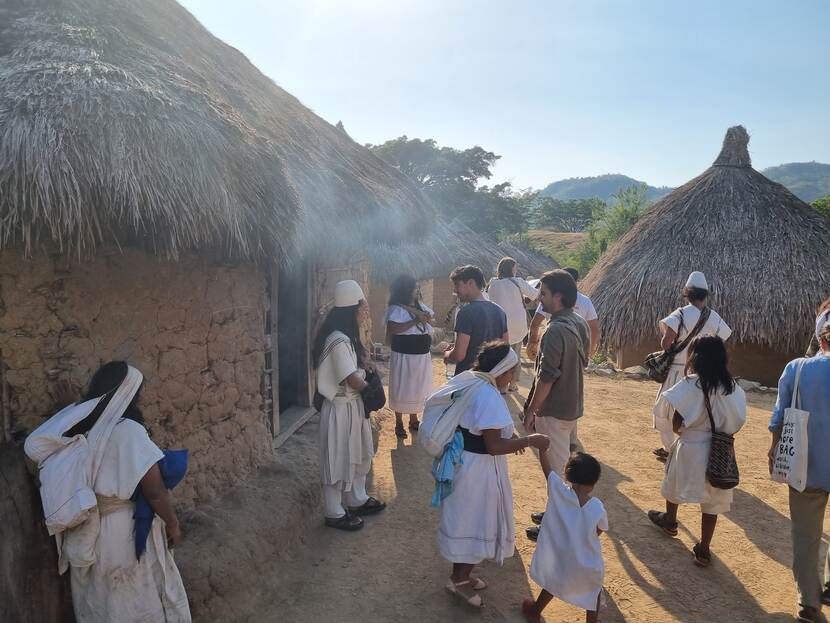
left=445, top=579, right=485, bottom=607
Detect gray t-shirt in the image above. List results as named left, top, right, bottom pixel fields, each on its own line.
left=453, top=299, right=508, bottom=374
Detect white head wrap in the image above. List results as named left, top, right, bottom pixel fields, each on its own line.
left=685, top=271, right=708, bottom=290
left=472, top=346, right=519, bottom=386
left=334, top=280, right=365, bottom=308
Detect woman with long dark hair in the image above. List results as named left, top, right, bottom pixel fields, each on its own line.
left=384, top=274, right=434, bottom=438
left=648, top=336, right=746, bottom=567
left=313, top=280, right=386, bottom=531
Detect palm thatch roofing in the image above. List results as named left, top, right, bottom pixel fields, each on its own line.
left=581, top=126, right=830, bottom=353
left=0, top=0, right=432, bottom=260
left=370, top=220, right=557, bottom=283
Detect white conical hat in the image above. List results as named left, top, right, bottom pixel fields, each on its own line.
left=334, top=280, right=365, bottom=307
left=685, top=271, right=708, bottom=290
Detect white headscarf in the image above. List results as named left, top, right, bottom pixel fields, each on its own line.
left=471, top=347, right=519, bottom=387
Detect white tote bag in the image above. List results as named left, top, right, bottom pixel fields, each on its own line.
left=771, top=361, right=810, bottom=492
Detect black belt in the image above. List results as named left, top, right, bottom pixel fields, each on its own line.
left=459, top=426, right=488, bottom=454
left=391, top=334, right=432, bottom=355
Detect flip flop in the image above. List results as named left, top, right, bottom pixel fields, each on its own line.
left=647, top=510, right=678, bottom=537
left=445, top=580, right=484, bottom=608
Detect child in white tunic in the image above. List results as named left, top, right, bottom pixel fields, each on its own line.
left=437, top=342, right=551, bottom=608
left=524, top=452, right=607, bottom=623
left=384, top=274, right=434, bottom=438
left=648, top=335, right=746, bottom=567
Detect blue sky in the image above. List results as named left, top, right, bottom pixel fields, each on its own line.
left=179, top=0, right=830, bottom=189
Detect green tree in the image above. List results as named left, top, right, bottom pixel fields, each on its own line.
left=368, top=136, right=532, bottom=235
left=532, top=197, right=605, bottom=231
left=813, top=194, right=830, bottom=219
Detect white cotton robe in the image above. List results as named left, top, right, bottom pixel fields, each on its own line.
left=385, top=304, right=434, bottom=413
left=68, top=419, right=191, bottom=623
left=652, top=305, right=732, bottom=434
left=317, top=331, right=374, bottom=490
left=530, top=473, right=608, bottom=611
left=659, top=376, right=747, bottom=514
left=437, top=384, right=515, bottom=565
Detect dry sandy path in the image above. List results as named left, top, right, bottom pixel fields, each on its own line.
left=264, top=359, right=825, bottom=622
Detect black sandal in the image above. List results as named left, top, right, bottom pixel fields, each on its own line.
left=348, top=496, right=387, bottom=516
left=692, top=543, right=711, bottom=567
left=409, top=421, right=420, bottom=432
left=324, top=512, right=364, bottom=531
left=395, top=424, right=408, bottom=438
left=647, top=510, right=678, bottom=537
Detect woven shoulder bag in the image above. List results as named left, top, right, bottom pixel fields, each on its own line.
left=704, top=391, right=739, bottom=489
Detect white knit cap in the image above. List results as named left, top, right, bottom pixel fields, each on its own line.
left=334, top=280, right=365, bottom=308
left=685, top=271, right=708, bottom=290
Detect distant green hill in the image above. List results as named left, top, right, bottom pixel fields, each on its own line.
left=761, top=162, right=830, bottom=203
left=540, top=174, right=672, bottom=204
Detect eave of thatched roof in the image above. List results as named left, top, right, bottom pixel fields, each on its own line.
left=0, top=0, right=433, bottom=260
left=370, top=220, right=558, bottom=284
left=581, top=126, right=830, bottom=353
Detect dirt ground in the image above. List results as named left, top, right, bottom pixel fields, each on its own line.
left=260, top=357, right=825, bottom=623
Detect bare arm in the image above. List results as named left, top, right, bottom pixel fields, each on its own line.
left=588, top=319, right=600, bottom=356
left=387, top=320, right=421, bottom=335
left=672, top=411, right=684, bottom=434
left=482, top=429, right=549, bottom=456
left=140, top=463, right=181, bottom=547
left=524, top=379, right=553, bottom=432
left=538, top=444, right=553, bottom=479
left=345, top=370, right=369, bottom=391
left=526, top=313, right=545, bottom=359
left=445, top=333, right=470, bottom=363
left=660, top=324, right=677, bottom=351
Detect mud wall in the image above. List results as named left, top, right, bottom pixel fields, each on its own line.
left=0, top=249, right=273, bottom=508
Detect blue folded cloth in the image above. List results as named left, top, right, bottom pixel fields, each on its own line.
left=132, top=449, right=188, bottom=560
left=431, top=431, right=464, bottom=508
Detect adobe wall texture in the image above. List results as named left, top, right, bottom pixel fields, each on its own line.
left=0, top=248, right=273, bottom=508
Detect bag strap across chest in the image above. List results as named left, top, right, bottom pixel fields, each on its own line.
left=670, top=307, right=711, bottom=355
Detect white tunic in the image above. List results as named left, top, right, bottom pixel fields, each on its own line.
left=437, top=384, right=515, bottom=565
left=69, top=419, right=191, bottom=623
left=316, top=331, right=374, bottom=490
left=658, top=377, right=747, bottom=513
left=487, top=278, right=539, bottom=344
left=536, top=291, right=598, bottom=323
left=384, top=305, right=434, bottom=413
left=653, top=305, right=732, bottom=431
left=530, top=473, right=608, bottom=611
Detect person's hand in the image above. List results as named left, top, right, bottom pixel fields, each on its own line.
left=165, top=519, right=182, bottom=548
left=526, top=433, right=550, bottom=451
left=523, top=409, right=537, bottom=433
left=511, top=433, right=526, bottom=455
left=526, top=341, right=538, bottom=360
left=767, top=444, right=777, bottom=476
left=364, top=361, right=377, bottom=374
left=443, top=346, right=454, bottom=361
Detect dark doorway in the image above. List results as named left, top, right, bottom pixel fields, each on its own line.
left=276, top=263, right=310, bottom=413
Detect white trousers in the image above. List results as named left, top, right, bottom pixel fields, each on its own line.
left=323, top=475, right=370, bottom=519
left=511, top=341, right=524, bottom=385
left=534, top=417, right=578, bottom=477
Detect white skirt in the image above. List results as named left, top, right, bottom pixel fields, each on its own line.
left=437, top=451, right=515, bottom=565
left=319, top=396, right=374, bottom=489
left=388, top=351, right=433, bottom=413
left=661, top=432, right=733, bottom=514
left=71, top=508, right=191, bottom=623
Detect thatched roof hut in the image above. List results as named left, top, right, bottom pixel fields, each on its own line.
left=582, top=126, right=830, bottom=383
left=0, top=0, right=432, bottom=260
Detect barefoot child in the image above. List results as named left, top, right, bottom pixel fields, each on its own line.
left=523, top=452, right=607, bottom=623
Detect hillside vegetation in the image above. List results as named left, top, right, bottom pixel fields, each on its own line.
left=540, top=174, right=672, bottom=204
left=761, top=162, right=830, bottom=203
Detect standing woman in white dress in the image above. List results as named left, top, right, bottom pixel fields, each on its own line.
left=648, top=336, right=746, bottom=567
left=438, top=341, right=550, bottom=607
left=652, top=271, right=732, bottom=462
left=384, top=274, right=434, bottom=438
left=313, top=280, right=386, bottom=531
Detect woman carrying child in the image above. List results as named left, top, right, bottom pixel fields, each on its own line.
left=523, top=452, right=607, bottom=623
left=437, top=341, right=550, bottom=607
left=647, top=335, right=746, bottom=566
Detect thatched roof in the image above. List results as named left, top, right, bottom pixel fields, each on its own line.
left=581, top=126, right=830, bottom=353
left=0, top=0, right=432, bottom=260
left=370, top=220, right=558, bottom=283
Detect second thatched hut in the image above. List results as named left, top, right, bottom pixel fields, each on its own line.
left=582, top=126, right=830, bottom=385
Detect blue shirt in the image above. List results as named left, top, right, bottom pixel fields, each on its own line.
left=453, top=299, right=508, bottom=374
left=769, top=353, right=830, bottom=491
